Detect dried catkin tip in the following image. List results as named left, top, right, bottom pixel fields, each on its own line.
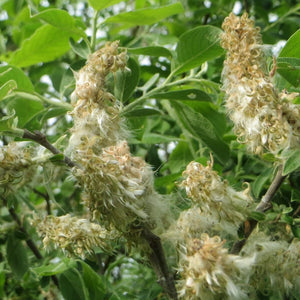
left=68, top=41, right=128, bottom=157
left=221, top=13, right=300, bottom=155
left=241, top=232, right=300, bottom=298
left=0, top=142, right=36, bottom=191
left=178, top=233, right=251, bottom=300
left=179, top=160, right=253, bottom=232
left=33, top=214, right=116, bottom=258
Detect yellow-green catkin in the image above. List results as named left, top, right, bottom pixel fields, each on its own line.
left=177, top=233, right=252, bottom=300
left=221, top=13, right=300, bottom=155
left=177, top=159, right=253, bottom=238
left=33, top=214, right=116, bottom=258
left=241, top=232, right=300, bottom=299
left=0, top=142, right=36, bottom=192
left=68, top=41, right=172, bottom=240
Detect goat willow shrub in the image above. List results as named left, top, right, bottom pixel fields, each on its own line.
left=1, top=0, right=300, bottom=299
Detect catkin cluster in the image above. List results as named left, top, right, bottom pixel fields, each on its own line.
left=37, top=41, right=172, bottom=255
left=33, top=214, right=116, bottom=258
left=0, top=142, right=36, bottom=192
left=221, top=13, right=300, bottom=155
left=178, top=159, right=253, bottom=238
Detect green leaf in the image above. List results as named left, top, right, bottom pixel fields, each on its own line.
left=6, top=233, right=29, bottom=279
left=154, top=172, right=181, bottom=188
left=0, top=65, right=34, bottom=92
left=142, top=133, right=180, bottom=144
left=278, top=29, right=300, bottom=87
left=69, top=38, right=90, bottom=59
left=166, top=140, right=194, bottom=173
left=153, top=89, right=212, bottom=102
left=292, top=225, right=300, bottom=239
left=88, top=0, right=127, bottom=11
left=59, top=268, right=89, bottom=300
left=283, top=149, right=300, bottom=175
left=124, top=107, right=161, bottom=118
left=163, top=100, right=229, bottom=164
left=0, top=110, right=22, bottom=136
left=0, top=262, right=5, bottom=298
left=80, top=261, right=106, bottom=300
left=128, top=46, right=172, bottom=58
left=105, top=3, right=184, bottom=25
left=9, top=24, right=79, bottom=67
left=33, top=259, right=77, bottom=277
left=174, top=25, right=224, bottom=74
left=251, top=167, right=273, bottom=198
left=4, top=93, right=44, bottom=128
left=250, top=211, right=266, bottom=221
left=115, top=57, right=140, bottom=102
left=31, top=8, right=86, bottom=37
left=0, top=80, right=17, bottom=100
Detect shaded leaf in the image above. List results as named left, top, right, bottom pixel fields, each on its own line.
left=174, top=25, right=224, bottom=74
left=128, top=46, right=172, bottom=58
left=69, top=38, right=90, bottom=59
left=154, top=89, right=212, bottom=102
left=251, top=167, right=273, bottom=198
left=59, top=268, right=88, bottom=300
left=33, top=259, right=76, bottom=277
left=115, top=57, right=140, bottom=102
left=163, top=100, right=229, bottom=164
left=7, top=233, right=29, bottom=279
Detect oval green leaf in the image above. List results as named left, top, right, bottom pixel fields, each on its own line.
left=174, top=25, right=224, bottom=75
left=105, top=3, right=184, bottom=25
left=283, top=149, right=300, bottom=175
left=128, top=46, right=172, bottom=58
left=153, top=89, right=212, bottom=102
left=9, top=24, right=79, bottom=67
left=278, top=29, right=300, bottom=87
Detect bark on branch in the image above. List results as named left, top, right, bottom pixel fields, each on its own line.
left=23, top=129, right=76, bottom=168
left=141, top=227, right=178, bottom=300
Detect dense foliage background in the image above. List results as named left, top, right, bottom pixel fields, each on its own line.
left=0, top=0, right=300, bottom=299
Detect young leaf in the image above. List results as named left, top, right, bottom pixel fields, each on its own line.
left=251, top=167, right=273, bottom=198
left=174, top=25, right=224, bottom=75
left=105, top=3, right=184, bottom=26
left=6, top=233, right=29, bottom=279
left=9, top=24, right=79, bottom=67
left=278, top=29, right=300, bottom=87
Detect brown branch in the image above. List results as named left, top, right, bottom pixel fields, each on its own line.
left=1, top=196, right=59, bottom=288
left=256, top=164, right=286, bottom=212
left=33, top=188, right=51, bottom=215
left=23, top=129, right=76, bottom=169
left=141, top=227, right=178, bottom=300
left=231, top=164, right=287, bottom=254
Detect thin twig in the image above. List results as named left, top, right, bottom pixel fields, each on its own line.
left=141, top=227, right=178, bottom=300
left=33, top=188, right=51, bottom=215
left=231, top=164, right=287, bottom=254
left=256, top=164, right=286, bottom=212
left=1, top=196, right=59, bottom=288
left=23, top=129, right=77, bottom=169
